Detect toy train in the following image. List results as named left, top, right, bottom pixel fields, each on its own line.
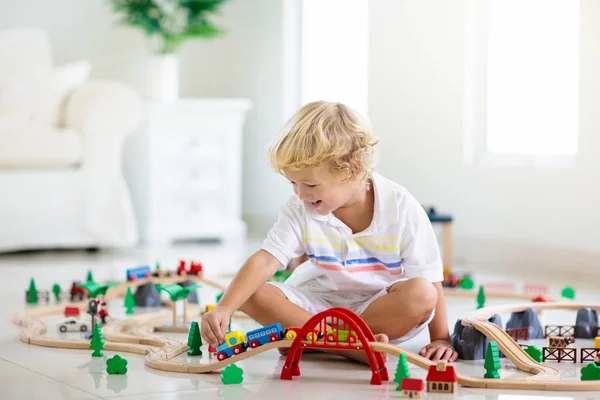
left=214, top=323, right=357, bottom=361
left=442, top=268, right=473, bottom=289
left=127, top=260, right=204, bottom=281
left=126, top=266, right=153, bottom=281
left=177, top=260, right=203, bottom=276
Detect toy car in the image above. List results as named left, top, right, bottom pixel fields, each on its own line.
left=57, top=318, right=90, bottom=333
left=284, top=327, right=324, bottom=341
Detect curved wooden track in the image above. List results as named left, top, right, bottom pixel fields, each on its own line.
left=443, top=287, right=556, bottom=301
left=14, top=279, right=600, bottom=391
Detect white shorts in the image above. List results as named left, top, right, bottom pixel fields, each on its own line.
left=267, top=278, right=435, bottom=344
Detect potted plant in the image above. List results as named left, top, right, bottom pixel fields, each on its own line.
left=107, top=0, right=228, bottom=100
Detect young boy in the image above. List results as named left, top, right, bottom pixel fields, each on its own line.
left=201, top=101, right=458, bottom=363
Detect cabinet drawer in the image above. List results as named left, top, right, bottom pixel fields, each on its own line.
left=161, top=193, right=226, bottom=226
left=150, top=120, right=236, bottom=161
left=157, top=132, right=225, bottom=162
left=153, top=162, right=224, bottom=194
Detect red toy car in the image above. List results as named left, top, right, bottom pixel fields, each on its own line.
left=64, top=306, right=80, bottom=318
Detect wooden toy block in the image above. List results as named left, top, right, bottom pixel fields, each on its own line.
left=107, top=355, right=128, bottom=375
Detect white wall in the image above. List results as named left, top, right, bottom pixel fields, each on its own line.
left=369, top=0, right=600, bottom=276
left=3, top=0, right=598, bottom=276
left=0, top=0, right=293, bottom=237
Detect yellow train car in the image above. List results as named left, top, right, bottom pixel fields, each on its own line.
left=224, top=330, right=246, bottom=348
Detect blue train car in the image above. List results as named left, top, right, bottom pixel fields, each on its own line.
left=246, top=323, right=283, bottom=348
left=126, top=265, right=152, bottom=281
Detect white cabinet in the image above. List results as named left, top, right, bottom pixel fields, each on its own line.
left=126, top=98, right=252, bottom=244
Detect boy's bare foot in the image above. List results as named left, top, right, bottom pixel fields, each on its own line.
left=277, top=333, right=390, bottom=365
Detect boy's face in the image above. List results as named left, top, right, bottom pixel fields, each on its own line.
left=283, top=166, right=360, bottom=215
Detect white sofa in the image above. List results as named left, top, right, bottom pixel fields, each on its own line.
left=0, top=28, right=141, bottom=252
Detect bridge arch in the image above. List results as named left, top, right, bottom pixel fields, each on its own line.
left=280, top=307, right=389, bottom=384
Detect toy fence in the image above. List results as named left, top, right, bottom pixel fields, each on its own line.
left=25, top=290, right=50, bottom=303
left=523, top=283, right=548, bottom=296
left=506, top=327, right=529, bottom=341
left=580, top=348, right=600, bottom=363
left=544, top=325, right=575, bottom=338
left=483, top=282, right=517, bottom=293
left=542, top=347, right=599, bottom=363
left=543, top=347, right=576, bottom=363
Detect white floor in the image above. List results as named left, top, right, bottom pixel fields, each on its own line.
left=1, top=240, right=598, bottom=400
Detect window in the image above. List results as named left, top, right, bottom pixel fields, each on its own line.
left=301, top=0, right=368, bottom=115
left=465, top=0, right=580, bottom=166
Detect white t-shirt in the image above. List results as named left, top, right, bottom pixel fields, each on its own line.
left=261, top=172, right=444, bottom=292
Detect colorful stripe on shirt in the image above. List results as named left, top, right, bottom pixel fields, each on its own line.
left=307, top=254, right=404, bottom=275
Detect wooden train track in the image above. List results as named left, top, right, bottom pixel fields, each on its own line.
left=14, top=279, right=600, bottom=391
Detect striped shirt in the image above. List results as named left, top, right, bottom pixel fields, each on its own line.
left=262, top=172, right=444, bottom=291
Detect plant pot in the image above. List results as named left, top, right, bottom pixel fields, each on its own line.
left=145, top=54, right=179, bottom=101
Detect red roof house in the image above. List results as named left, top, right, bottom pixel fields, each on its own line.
left=400, top=378, right=424, bottom=398
left=426, top=360, right=457, bottom=393
left=208, top=344, right=217, bottom=359
left=532, top=294, right=549, bottom=302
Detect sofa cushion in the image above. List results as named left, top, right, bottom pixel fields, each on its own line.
left=0, top=125, right=82, bottom=169
left=0, top=61, right=90, bottom=128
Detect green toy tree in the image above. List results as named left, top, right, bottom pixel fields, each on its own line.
left=394, top=353, right=411, bottom=390
left=52, top=283, right=62, bottom=302
left=460, top=275, right=474, bottom=290
left=484, top=341, right=501, bottom=379
left=107, top=355, right=128, bottom=375
left=561, top=286, right=575, bottom=300
left=187, top=321, right=203, bottom=356
left=581, top=362, right=600, bottom=381
left=27, top=278, right=38, bottom=304
left=86, top=270, right=94, bottom=283
left=477, top=285, right=486, bottom=309
left=90, top=322, right=105, bottom=357
left=525, top=345, right=543, bottom=363
left=221, top=363, right=243, bottom=384
left=124, top=287, right=135, bottom=315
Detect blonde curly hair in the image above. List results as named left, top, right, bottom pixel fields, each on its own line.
left=268, top=101, right=379, bottom=190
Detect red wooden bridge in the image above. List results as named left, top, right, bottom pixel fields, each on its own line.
left=280, top=307, right=389, bottom=384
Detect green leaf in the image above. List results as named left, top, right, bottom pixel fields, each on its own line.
left=105, top=0, right=228, bottom=53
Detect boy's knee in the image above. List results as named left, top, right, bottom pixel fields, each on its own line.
left=391, top=277, right=437, bottom=318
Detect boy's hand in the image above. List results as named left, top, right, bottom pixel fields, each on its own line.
left=201, top=308, right=231, bottom=347
left=419, top=340, right=458, bottom=362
